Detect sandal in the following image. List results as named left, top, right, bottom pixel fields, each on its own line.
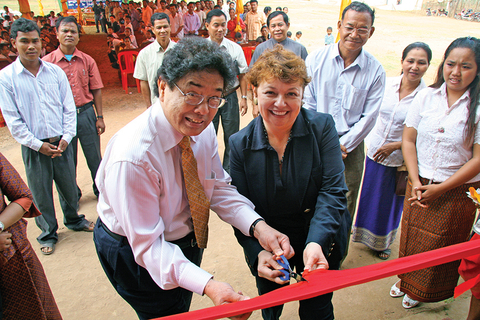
left=378, top=249, right=391, bottom=260
left=40, top=243, right=55, bottom=255
left=390, top=281, right=405, bottom=298
left=73, top=220, right=95, bottom=232
left=402, top=295, right=420, bottom=309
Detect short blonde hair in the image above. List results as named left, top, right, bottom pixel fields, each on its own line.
left=247, top=45, right=310, bottom=88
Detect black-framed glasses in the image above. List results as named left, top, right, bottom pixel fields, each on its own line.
left=173, top=82, right=226, bottom=109
left=341, top=24, right=370, bottom=35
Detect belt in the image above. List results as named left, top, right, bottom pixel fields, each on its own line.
left=77, top=101, right=93, bottom=114
left=98, top=219, right=129, bottom=245
left=223, top=85, right=240, bottom=98
left=99, top=219, right=197, bottom=249
left=41, top=135, right=62, bottom=143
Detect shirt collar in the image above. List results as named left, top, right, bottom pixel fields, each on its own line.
left=435, top=82, right=471, bottom=106
left=392, top=74, right=427, bottom=95
left=50, top=47, right=81, bottom=63
left=331, top=42, right=366, bottom=69
left=14, top=57, right=45, bottom=75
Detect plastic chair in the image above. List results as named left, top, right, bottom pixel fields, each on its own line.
left=117, top=49, right=141, bottom=94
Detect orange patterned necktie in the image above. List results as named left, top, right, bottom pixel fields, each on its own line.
left=178, top=136, right=210, bottom=248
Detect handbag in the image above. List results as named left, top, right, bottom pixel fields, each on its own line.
left=395, top=164, right=408, bottom=196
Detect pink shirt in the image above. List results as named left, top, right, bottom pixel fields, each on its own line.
left=43, top=48, right=104, bottom=107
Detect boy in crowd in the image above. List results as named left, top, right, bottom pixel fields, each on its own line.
left=325, top=26, right=334, bottom=45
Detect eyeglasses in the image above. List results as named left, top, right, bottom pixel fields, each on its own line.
left=173, top=82, right=226, bottom=109
left=342, top=25, right=370, bottom=35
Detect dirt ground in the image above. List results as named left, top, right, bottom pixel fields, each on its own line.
left=0, top=1, right=477, bottom=319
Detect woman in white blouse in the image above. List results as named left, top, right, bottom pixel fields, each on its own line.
left=352, top=42, right=431, bottom=260
left=391, top=37, right=480, bottom=309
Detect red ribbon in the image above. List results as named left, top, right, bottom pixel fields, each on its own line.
left=158, top=239, right=480, bottom=320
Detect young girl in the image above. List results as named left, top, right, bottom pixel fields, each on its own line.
left=352, top=42, right=432, bottom=260
left=391, top=37, right=480, bottom=309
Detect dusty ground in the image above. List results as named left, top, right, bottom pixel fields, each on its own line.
left=0, top=1, right=477, bottom=319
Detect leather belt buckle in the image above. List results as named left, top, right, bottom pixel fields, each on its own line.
left=48, top=136, right=61, bottom=143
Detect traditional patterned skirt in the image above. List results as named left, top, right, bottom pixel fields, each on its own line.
left=399, top=177, right=480, bottom=302
left=458, top=233, right=480, bottom=299
left=0, top=219, right=62, bottom=319
left=352, top=158, right=404, bottom=251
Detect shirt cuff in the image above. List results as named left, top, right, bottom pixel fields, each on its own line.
left=12, top=198, right=32, bottom=212
left=62, top=134, right=73, bottom=145
left=31, top=138, right=44, bottom=152
left=233, top=207, right=262, bottom=237
left=178, top=262, right=213, bottom=295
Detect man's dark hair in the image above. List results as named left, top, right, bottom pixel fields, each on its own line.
left=56, top=16, right=81, bottom=33
left=249, top=0, right=257, bottom=3
left=205, top=8, right=226, bottom=23
left=213, top=5, right=221, bottom=9
left=155, top=37, right=236, bottom=97
left=0, top=43, right=9, bottom=52
left=151, top=12, right=170, bottom=25
left=263, top=6, right=271, bottom=15
left=342, top=1, right=375, bottom=26
left=10, top=18, right=41, bottom=40
left=266, top=11, right=288, bottom=27
left=125, top=15, right=131, bottom=19
left=188, top=1, right=195, bottom=6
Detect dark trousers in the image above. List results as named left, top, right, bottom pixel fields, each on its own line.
left=343, top=141, right=365, bottom=222
left=93, top=219, right=203, bottom=320
left=255, top=251, right=334, bottom=320
left=22, top=143, right=86, bottom=245
left=94, top=14, right=101, bottom=31
left=212, top=91, right=239, bottom=174
left=71, top=103, right=102, bottom=197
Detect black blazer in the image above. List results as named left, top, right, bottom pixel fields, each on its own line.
left=229, top=108, right=351, bottom=274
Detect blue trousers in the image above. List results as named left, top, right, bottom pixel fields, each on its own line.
left=212, top=91, right=239, bottom=174
left=22, top=143, right=87, bottom=245
left=93, top=219, right=203, bottom=320
left=71, top=103, right=102, bottom=197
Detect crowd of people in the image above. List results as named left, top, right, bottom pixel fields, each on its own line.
left=0, top=1, right=480, bottom=320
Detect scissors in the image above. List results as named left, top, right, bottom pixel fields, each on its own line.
left=277, top=255, right=308, bottom=283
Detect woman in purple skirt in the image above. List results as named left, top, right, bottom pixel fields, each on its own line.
left=351, top=42, right=432, bottom=260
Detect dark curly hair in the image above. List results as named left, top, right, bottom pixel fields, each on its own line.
left=10, top=18, right=41, bottom=40
left=154, top=37, right=236, bottom=97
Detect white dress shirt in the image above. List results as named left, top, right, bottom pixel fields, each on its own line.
left=405, top=83, right=480, bottom=183
left=303, top=42, right=386, bottom=152
left=366, top=75, right=426, bottom=167
left=133, top=40, right=176, bottom=105
left=207, top=37, right=248, bottom=90
left=96, top=100, right=260, bottom=295
left=0, top=58, right=76, bottom=151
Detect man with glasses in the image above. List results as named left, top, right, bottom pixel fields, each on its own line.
left=303, top=1, right=385, bottom=253
left=93, top=37, right=293, bottom=320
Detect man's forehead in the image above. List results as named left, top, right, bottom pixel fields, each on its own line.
left=343, top=10, right=372, bottom=26
left=154, top=19, right=170, bottom=27
left=16, top=30, right=40, bottom=40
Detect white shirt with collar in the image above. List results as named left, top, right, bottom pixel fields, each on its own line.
left=0, top=58, right=76, bottom=151
left=303, top=42, right=386, bottom=152
left=405, top=83, right=480, bottom=183
left=95, top=100, right=260, bottom=295
left=133, top=40, right=176, bottom=105
left=366, top=75, right=426, bottom=167
left=207, top=36, right=247, bottom=89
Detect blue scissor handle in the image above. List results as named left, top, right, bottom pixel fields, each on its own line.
left=277, top=255, right=290, bottom=281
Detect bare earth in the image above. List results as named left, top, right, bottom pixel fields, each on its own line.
left=0, top=1, right=476, bottom=319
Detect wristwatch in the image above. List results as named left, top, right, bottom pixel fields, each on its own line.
left=97, top=115, right=104, bottom=119
left=0, top=221, right=4, bottom=232
left=249, top=218, right=264, bottom=237
left=241, top=95, right=248, bottom=99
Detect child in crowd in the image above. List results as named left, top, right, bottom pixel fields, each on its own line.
left=325, top=26, right=334, bottom=45
left=295, top=30, right=302, bottom=42
left=287, top=30, right=292, bottom=38
left=275, top=6, right=282, bottom=11
left=283, top=7, right=288, bottom=13
left=234, top=32, right=243, bottom=44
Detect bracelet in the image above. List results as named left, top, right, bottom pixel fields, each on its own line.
left=241, top=95, right=248, bottom=99
left=96, top=115, right=104, bottom=119
left=249, top=218, right=264, bottom=237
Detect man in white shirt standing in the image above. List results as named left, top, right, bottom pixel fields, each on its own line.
left=134, top=12, right=176, bottom=108
left=303, top=1, right=385, bottom=246
left=93, top=37, right=292, bottom=320
left=0, top=18, right=95, bottom=255
left=205, top=9, right=248, bottom=173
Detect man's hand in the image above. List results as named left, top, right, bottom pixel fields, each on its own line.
left=303, top=242, right=329, bottom=272
left=240, top=98, right=248, bottom=116
left=257, top=250, right=289, bottom=284
left=204, top=279, right=252, bottom=320
left=56, top=139, right=68, bottom=154
left=96, top=118, right=106, bottom=135
left=253, top=220, right=293, bottom=259
left=340, top=144, right=347, bottom=159
left=39, top=142, right=63, bottom=158
left=0, top=231, right=13, bottom=252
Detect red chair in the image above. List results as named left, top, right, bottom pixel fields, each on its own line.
left=117, top=49, right=141, bottom=94
left=242, top=46, right=255, bottom=66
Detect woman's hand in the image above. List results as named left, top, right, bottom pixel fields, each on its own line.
left=303, top=242, right=329, bottom=272
left=408, top=179, right=425, bottom=207
left=257, top=250, right=289, bottom=284
left=0, top=231, right=13, bottom=252
left=373, top=142, right=401, bottom=163
left=408, top=183, right=446, bottom=207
